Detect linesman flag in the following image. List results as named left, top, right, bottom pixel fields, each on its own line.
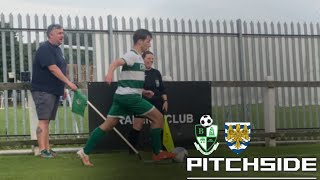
left=71, top=90, right=87, bottom=117
left=162, top=115, right=175, bottom=152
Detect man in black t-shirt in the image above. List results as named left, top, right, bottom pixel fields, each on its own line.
left=128, top=51, right=168, bottom=152
left=31, top=24, right=77, bottom=158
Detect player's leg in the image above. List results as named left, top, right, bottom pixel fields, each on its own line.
left=153, top=101, right=166, bottom=150
left=130, top=97, right=175, bottom=160
left=77, top=116, right=119, bottom=167
left=84, top=116, right=119, bottom=154
left=128, top=117, right=145, bottom=154
left=77, top=100, right=123, bottom=166
left=145, top=108, right=162, bottom=152
left=128, top=101, right=163, bottom=154
left=144, top=108, right=176, bottom=161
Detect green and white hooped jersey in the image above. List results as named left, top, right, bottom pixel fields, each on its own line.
left=115, top=50, right=145, bottom=95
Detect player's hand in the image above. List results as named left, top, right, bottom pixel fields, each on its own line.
left=143, top=90, right=154, bottom=98
left=68, top=82, right=78, bottom=91
left=104, top=73, right=113, bottom=85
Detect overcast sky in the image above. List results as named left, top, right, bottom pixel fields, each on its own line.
left=1, top=0, right=320, bottom=22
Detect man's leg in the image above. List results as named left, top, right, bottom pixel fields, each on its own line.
left=32, top=91, right=58, bottom=158
left=77, top=117, right=119, bottom=166
left=45, top=131, right=50, bottom=151
left=128, top=117, right=144, bottom=154
left=47, top=98, right=59, bottom=156
left=37, top=120, right=48, bottom=150
left=37, top=120, right=52, bottom=158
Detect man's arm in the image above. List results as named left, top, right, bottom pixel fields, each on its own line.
left=157, top=70, right=168, bottom=112
left=48, top=65, right=77, bottom=91
left=161, top=94, right=168, bottom=113
left=161, top=94, right=168, bottom=101
left=142, top=89, right=154, bottom=98
left=104, top=59, right=126, bottom=85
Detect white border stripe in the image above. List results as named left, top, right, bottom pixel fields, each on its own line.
left=119, top=71, right=144, bottom=81
left=107, top=115, right=125, bottom=119
left=115, top=87, right=143, bottom=95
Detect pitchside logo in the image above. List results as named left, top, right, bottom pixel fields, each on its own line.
left=225, top=122, right=251, bottom=154
left=194, top=115, right=219, bottom=155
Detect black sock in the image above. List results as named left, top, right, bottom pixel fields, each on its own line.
left=128, top=128, right=141, bottom=150
left=160, top=129, right=166, bottom=151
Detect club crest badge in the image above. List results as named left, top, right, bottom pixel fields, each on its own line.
left=194, top=115, right=219, bottom=155
left=225, top=122, right=251, bottom=154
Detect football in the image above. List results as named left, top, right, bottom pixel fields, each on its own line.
left=200, top=115, right=213, bottom=127
left=172, top=147, right=188, bottom=163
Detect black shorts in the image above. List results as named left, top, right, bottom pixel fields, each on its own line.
left=31, top=91, right=59, bottom=120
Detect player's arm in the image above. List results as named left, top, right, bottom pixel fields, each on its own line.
left=48, top=65, right=77, bottom=91
left=104, top=59, right=126, bottom=85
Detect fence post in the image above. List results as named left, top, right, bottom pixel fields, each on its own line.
left=236, top=19, right=246, bottom=122
left=27, top=91, right=38, bottom=141
left=264, top=76, right=276, bottom=147
left=27, top=90, right=41, bottom=155
left=107, top=15, right=114, bottom=66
